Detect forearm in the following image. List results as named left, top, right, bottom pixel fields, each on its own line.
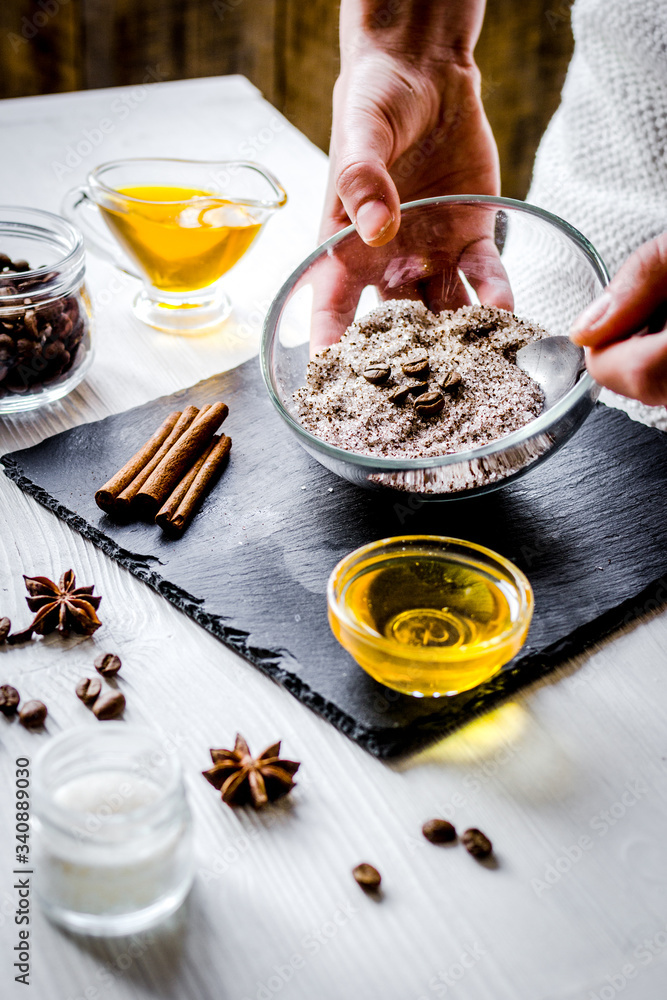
left=340, top=0, right=488, bottom=71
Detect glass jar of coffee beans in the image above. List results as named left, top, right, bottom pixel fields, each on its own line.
left=0, top=207, right=94, bottom=414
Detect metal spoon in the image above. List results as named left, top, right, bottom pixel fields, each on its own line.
left=515, top=336, right=586, bottom=411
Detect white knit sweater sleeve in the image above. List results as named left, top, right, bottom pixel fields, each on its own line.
left=527, top=0, right=667, bottom=428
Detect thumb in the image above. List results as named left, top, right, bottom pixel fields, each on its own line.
left=330, top=103, right=401, bottom=246
left=570, top=233, right=667, bottom=347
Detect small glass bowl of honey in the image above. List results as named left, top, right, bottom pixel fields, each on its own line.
left=327, top=535, right=534, bottom=697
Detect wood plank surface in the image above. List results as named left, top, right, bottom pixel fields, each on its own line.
left=1, top=76, right=667, bottom=1000
left=0, top=0, right=83, bottom=98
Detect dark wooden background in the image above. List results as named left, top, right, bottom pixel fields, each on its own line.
left=0, top=0, right=574, bottom=200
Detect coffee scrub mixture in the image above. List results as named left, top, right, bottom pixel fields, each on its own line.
left=294, top=301, right=546, bottom=459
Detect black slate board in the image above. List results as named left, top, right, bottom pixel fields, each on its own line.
left=3, top=358, right=667, bottom=757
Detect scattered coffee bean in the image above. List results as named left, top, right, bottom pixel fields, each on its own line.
left=94, top=652, right=122, bottom=677
left=406, top=380, right=430, bottom=397
left=76, top=677, right=102, bottom=706
left=414, top=391, right=445, bottom=417
left=352, top=862, right=382, bottom=891
left=388, top=384, right=412, bottom=405
left=93, top=690, right=126, bottom=720
left=461, top=828, right=493, bottom=859
left=19, top=699, right=47, bottom=728
left=0, top=684, right=20, bottom=716
left=362, top=363, right=391, bottom=385
left=440, top=370, right=463, bottom=393
left=422, top=818, right=457, bottom=844
left=6, top=626, right=34, bottom=645
left=0, top=617, right=10, bottom=643
left=402, top=356, right=429, bottom=378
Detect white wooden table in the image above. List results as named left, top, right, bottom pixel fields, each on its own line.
left=1, top=76, right=667, bottom=1000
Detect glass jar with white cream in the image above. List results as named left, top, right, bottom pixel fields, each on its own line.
left=33, top=725, right=194, bottom=936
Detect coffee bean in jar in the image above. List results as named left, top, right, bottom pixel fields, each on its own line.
left=0, top=208, right=93, bottom=414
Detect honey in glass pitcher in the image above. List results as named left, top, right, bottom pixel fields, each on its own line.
left=99, top=186, right=262, bottom=293
left=63, top=159, right=287, bottom=334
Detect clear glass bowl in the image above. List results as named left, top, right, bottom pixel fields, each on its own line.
left=328, top=535, right=534, bottom=697
left=0, top=206, right=93, bottom=414
left=261, top=196, right=608, bottom=498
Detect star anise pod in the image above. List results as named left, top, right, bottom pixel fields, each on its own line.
left=202, top=734, right=300, bottom=808
left=22, top=570, right=102, bottom=638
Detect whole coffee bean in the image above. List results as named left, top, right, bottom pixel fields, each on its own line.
left=422, top=818, right=457, bottom=844
left=0, top=334, right=15, bottom=359
left=414, top=391, right=445, bottom=417
left=388, top=384, right=412, bottom=405
left=440, top=370, right=463, bottom=393
left=0, top=684, right=20, bottom=716
left=352, top=862, right=382, bottom=891
left=93, top=691, right=126, bottom=720
left=0, top=617, right=10, bottom=643
left=68, top=322, right=84, bottom=350
left=362, top=363, right=391, bottom=385
left=461, top=827, right=493, bottom=859
left=406, top=380, right=430, bottom=397
left=7, top=626, right=34, bottom=645
left=58, top=315, right=74, bottom=340
left=76, top=677, right=102, bottom=706
left=11, top=260, right=30, bottom=273
left=17, top=271, right=57, bottom=293
left=22, top=312, right=39, bottom=339
left=19, top=699, right=47, bottom=728
left=94, top=653, right=122, bottom=677
left=44, top=340, right=65, bottom=362
left=39, top=302, right=62, bottom=324
left=16, top=338, right=34, bottom=358
left=402, top=356, right=429, bottom=378
left=52, top=348, right=71, bottom=375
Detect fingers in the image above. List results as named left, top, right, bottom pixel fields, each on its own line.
left=319, top=145, right=398, bottom=248
left=570, top=233, right=667, bottom=348
left=374, top=208, right=513, bottom=315
left=308, top=249, right=366, bottom=355
left=326, top=84, right=401, bottom=246
left=459, top=235, right=514, bottom=312
left=585, top=327, right=667, bottom=407
left=319, top=187, right=355, bottom=245
left=423, top=209, right=513, bottom=313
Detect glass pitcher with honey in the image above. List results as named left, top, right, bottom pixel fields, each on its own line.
left=63, top=158, right=287, bottom=334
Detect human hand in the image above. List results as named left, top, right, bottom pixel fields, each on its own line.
left=313, top=1, right=511, bottom=351
left=569, top=233, right=667, bottom=406
left=320, top=49, right=500, bottom=246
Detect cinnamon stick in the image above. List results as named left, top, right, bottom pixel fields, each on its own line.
left=160, top=434, right=232, bottom=535
left=113, top=405, right=200, bottom=515
left=191, top=403, right=212, bottom=424
left=136, top=401, right=229, bottom=515
left=155, top=438, right=217, bottom=528
left=95, top=410, right=181, bottom=514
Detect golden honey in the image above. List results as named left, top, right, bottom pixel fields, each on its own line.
left=99, top=185, right=262, bottom=293
left=328, top=537, right=533, bottom=697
